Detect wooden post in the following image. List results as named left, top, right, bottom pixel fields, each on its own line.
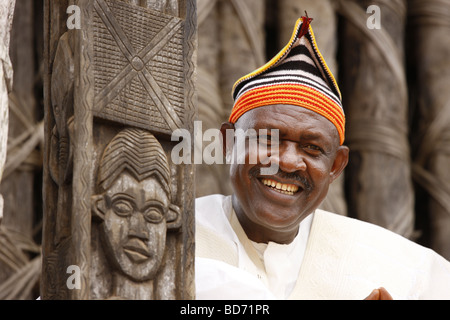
left=41, top=0, right=196, bottom=299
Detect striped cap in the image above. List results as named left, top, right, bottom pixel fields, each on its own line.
left=229, top=15, right=345, bottom=145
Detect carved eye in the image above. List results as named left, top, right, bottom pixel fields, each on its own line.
left=112, top=199, right=133, bottom=217
left=143, top=207, right=164, bottom=224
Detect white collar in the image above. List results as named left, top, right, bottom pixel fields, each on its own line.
left=227, top=198, right=314, bottom=299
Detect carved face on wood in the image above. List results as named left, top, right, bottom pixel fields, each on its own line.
left=92, top=128, right=180, bottom=281
left=95, top=172, right=168, bottom=281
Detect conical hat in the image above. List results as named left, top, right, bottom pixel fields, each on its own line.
left=229, top=15, right=345, bottom=145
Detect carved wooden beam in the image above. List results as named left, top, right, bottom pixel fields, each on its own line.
left=42, top=0, right=196, bottom=300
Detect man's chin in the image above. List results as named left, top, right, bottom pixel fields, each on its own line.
left=247, top=191, right=317, bottom=228
left=246, top=198, right=303, bottom=227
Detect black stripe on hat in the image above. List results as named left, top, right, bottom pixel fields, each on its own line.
left=288, top=44, right=314, bottom=60
left=236, top=75, right=342, bottom=106
left=304, top=32, right=341, bottom=99
left=269, top=60, right=324, bottom=80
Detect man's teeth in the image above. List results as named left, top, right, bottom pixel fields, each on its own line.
left=261, top=178, right=299, bottom=195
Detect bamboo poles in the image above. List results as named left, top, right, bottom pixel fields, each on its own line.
left=409, top=0, right=450, bottom=259
left=337, top=0, right=415, bottom=238
left=0, top=0, right=42, bottom=245
left=219, top=0, right=266, bottom=112
left=0, top=0, right=16, bottom=222
left=277, top=0, right=338, bottom=76
left=196, top=0, right=228, bottom=197
left=195, top=0, right=266, bottom=197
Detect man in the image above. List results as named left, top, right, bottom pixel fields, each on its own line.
left=195, top=16, right=450, bottom=299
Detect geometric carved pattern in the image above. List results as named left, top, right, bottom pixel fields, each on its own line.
left=93, top=0, right=185, bottom=134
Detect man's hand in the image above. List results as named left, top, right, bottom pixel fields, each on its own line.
left=364, top=287, right=393, bottom=300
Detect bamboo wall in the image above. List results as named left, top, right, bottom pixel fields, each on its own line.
left=0, top=0, right=449, bottom=299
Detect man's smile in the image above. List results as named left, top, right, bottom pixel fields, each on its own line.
left=260, top=178, right=300, bottom=196
left=249, top=166, right=312, bottom=199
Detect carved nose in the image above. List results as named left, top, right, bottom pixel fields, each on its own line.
left=129, top=211, right=149, bottom=240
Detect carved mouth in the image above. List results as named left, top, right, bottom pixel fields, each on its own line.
left=123, top=238, right=151, bottom=263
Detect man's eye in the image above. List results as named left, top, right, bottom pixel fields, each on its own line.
left=144, top=208, right=164, bottom=224
left=258, top=135, right=271, bottom=144
left=258, top=135, right=279, bottom=146
left=112, top=200, right=133, bottom=216
left=304, top=144, right=323, bottom=154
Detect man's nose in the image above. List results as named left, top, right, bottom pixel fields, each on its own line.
left=274, top=141, right=307, bottom=173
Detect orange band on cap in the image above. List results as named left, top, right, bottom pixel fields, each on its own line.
left=229, top=84, right=345, bottom=145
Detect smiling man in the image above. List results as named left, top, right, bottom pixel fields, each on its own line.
left=195, top=16, right=450, bottom=300
left=225, top=105, right=347, bottom=245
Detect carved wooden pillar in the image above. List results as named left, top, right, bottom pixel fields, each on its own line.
left=42, top=0, right=196, bottom=300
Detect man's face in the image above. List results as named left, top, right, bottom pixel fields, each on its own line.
left=225, top=104, right=348, bottom=244
left=100, top=172, right=169, bottom=281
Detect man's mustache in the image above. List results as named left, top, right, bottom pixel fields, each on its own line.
left=249, top=166, right=314, bottom=194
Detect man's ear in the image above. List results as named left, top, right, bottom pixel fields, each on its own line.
left=167, top=203, right=182, bottom=230
left=220, top=122, right=235, bottom=158
left=330, top=145, right=349, bottom=183
left=91, top=194, right=106, bottom=221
